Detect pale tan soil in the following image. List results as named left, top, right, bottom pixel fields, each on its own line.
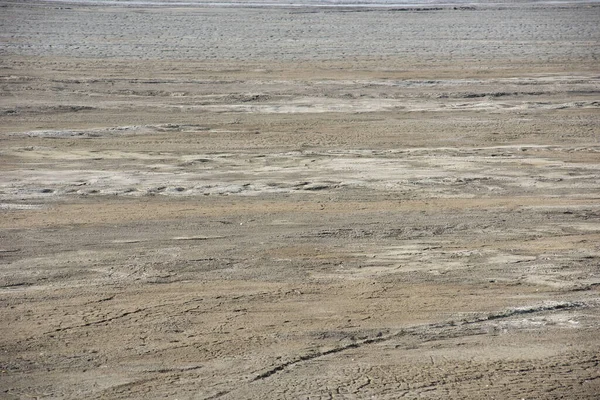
left=1, top=2, right=600, bottom=399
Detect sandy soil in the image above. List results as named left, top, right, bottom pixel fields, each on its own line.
left=1, top=1, right=599, bottom=399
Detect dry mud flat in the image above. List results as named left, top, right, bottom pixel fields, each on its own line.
left=1, top=1, right=600, bottom=399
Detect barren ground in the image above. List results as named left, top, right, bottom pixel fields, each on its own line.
left=1, top=1, right=599, bottom=399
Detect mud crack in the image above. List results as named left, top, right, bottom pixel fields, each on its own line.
left=252, top=301, right=587, bottom=382
left=47, top=307, right=149, bottom=334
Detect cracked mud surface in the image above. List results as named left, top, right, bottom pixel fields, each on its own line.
left=1, top=1, right=599, bottom=399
